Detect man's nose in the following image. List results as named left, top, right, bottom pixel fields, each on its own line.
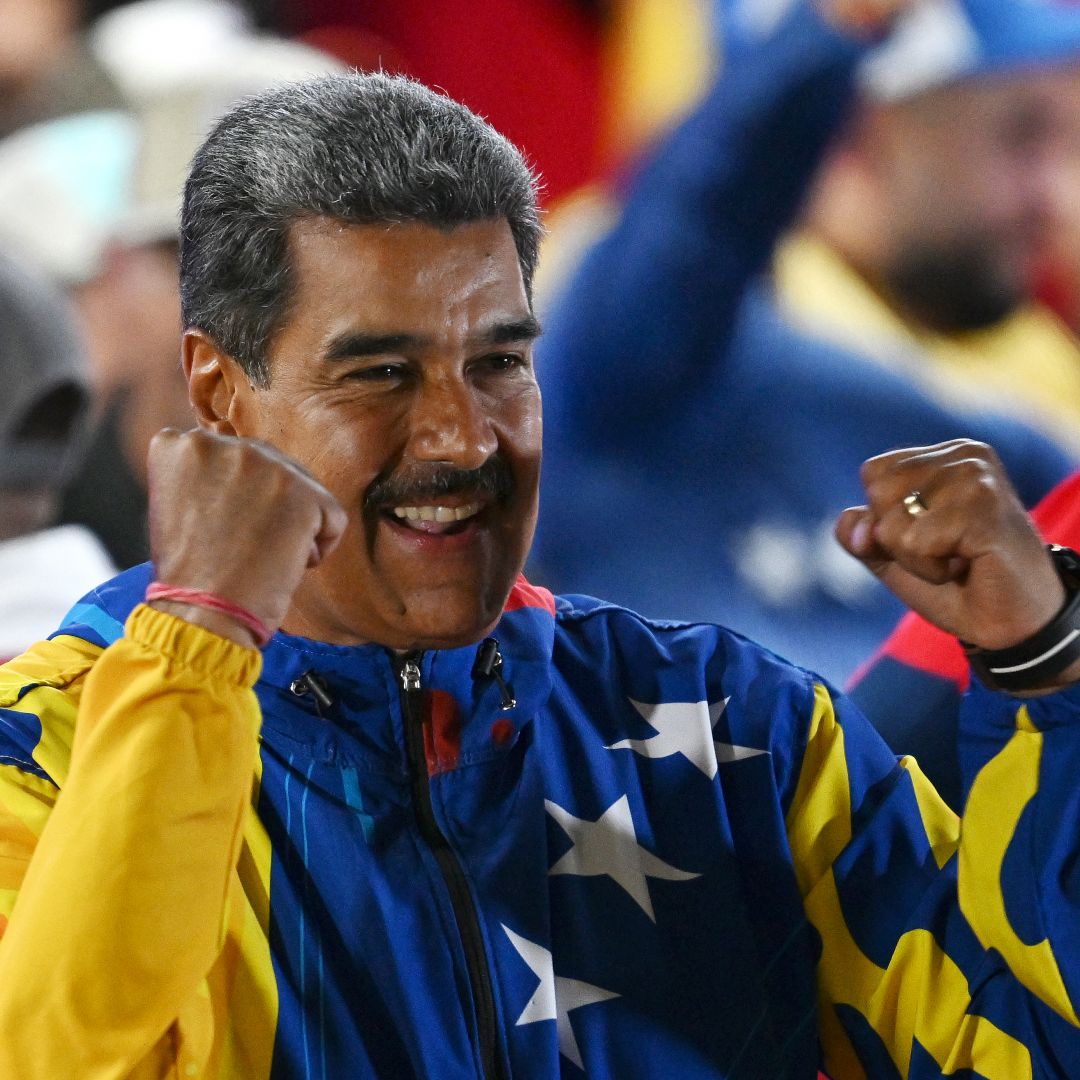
left=407, top=375, right=497, bottom=469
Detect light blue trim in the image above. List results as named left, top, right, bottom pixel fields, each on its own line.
left=59, top=602, right=125, bottom=645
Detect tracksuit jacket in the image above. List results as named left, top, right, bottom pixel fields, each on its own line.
left=2, top=563, right=1080, bottom=1078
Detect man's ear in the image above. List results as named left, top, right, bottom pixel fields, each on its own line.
left=183, top=328, right=258, bottom=435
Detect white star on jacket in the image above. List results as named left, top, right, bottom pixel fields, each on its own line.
left=502, top=925, right=619, bottom=1070
left=545, top=795, right=699, bottom=921
left=607, top=697, right=766, bottom=779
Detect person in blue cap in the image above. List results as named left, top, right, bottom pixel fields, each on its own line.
left=0, top=249, right=114, bottom=659
left=778, top=0, right=1080, bottom=450
left=532, top=0, right=1080, bottom=688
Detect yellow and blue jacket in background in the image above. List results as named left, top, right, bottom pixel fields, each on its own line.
left=532, top=1, right=1076, bottom=686
left=2, top=562, right=1080, bottom=1077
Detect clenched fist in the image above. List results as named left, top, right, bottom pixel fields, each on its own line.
left=145, top=429, right=347, bottom=647
left=835, top=440, right=1067, bottom=659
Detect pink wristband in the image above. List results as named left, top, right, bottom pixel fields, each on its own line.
left=145, top=582, right=273, bottom=648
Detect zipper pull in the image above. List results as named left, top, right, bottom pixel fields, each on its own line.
left=290, top=670, right=334, bottom=710
left=400, top=658, right=423, bottom=694
left=472, top=638, right=516, bottom=711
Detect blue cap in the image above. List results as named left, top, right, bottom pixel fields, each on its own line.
left=862, top=0, right=1080, bottom=101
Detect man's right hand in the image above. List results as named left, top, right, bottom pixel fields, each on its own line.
left=146, top=429, right=347, bottom=648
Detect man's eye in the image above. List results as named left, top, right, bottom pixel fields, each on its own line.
left=480, top=353, right=524, bottom=372
left=347, top=364, right=405, bottom=381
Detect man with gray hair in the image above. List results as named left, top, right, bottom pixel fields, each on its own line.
left=4, top=54, right=1080, bottom=1080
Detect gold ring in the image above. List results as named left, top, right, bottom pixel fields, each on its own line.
left=902, top=491, right=927, bottom=517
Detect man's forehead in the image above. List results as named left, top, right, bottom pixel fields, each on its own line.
left=904, top=62, right=1080, bottom=119
left=289, top=215, right=517, bottom=263
left=273, top=216, right=533, bottom=352
left=284, top=216, right=523, bottom=304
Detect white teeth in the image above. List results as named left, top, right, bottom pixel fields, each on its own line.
left=391, top=502, right=482, bottom=523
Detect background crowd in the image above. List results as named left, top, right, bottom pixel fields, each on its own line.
left=4, top=0, right=1080, bottom=804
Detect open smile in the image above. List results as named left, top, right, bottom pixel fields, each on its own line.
left=389, top=500, right=485, bottom=535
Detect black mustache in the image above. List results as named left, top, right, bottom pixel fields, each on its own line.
left=366, top=457, right=514, bottom=509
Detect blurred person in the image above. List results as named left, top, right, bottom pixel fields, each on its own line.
left=533, top=0, right=1078, bottom=684
left=87, top=0, right=254, bottom=99
left=1034, top=118, right=1080, bottom=332
left=61, top=233, right=194, bottom=567
left=0, top=0, right=123, bottom=138
left=0, top=18, right=343, bottom=567
left=0, top=251, right=115, bottom=660
left=777, top=0, right=1080, bottom=450
left=7, top=64, right=1080, bottom=1079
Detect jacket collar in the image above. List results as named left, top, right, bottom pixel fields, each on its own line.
left=257, top=576, right=557, bottom=747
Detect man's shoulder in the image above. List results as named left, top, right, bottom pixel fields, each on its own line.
left=0, top=563, right=151, bottom=788
left=547, top=594, right=829, bottom=806
left=50, top=561, right=153, bottom=650
left=0, top=631, right=107, bottom=785
left=550, top=593, right=823, bottom=716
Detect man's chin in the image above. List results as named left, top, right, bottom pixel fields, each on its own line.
left=382, top=582, right=514, bottom=653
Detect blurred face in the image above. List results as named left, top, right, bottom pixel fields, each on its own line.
left=229, top=217, right=542, bottom=651
left=0, top=488, right=55, bottom=540
left=0, top=0, right=77, bottom=89
left=74, top=241, right=192, bottom=484
left=74, top=241, right=182, bottom=391
left=868, top=65, right=1080, bottom=331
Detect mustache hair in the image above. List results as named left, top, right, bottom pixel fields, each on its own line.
left=366, top=456, right=514, bottom=509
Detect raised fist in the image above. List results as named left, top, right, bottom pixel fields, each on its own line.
left=146, top=429, right=347, bottom=647
left=835, top=440, right=1064, bottom=653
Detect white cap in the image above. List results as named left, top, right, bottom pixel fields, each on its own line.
left=0, top=20, right=344, bottom=283
left=120, top=34, right=347, bottom=248
left=0, top=112, right=137, bottom=284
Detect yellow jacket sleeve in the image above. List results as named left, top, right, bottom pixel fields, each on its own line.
left=0, top=605, right=262, bottom=1080
left=786, top=682, right=1080, bottom=1079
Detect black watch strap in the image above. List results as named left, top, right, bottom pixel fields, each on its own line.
left=965, top=544, right=1080, bottom=693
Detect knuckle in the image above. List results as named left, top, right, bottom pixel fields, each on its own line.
left=956, top=438, right=991, bottom=458
left=946, top=454, right=995, bottom=492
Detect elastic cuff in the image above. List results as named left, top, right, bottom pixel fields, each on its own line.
left=124, top=604, right=263, bottom=688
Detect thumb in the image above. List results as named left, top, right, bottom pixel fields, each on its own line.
left=835, top=506, right=884, bottom=566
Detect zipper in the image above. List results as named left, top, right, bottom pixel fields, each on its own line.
left=398, top=654, right=505, bottom=1080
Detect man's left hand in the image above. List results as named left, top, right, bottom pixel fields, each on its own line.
left=836, top=441, right=1071, bottom=683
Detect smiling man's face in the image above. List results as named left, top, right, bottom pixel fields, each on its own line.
left=208, top=216, right=542, bottom=651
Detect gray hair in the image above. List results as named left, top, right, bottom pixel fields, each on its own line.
left=180, top=71, right=542, bottom=383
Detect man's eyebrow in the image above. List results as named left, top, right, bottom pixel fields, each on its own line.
left=473, top=315, right=543, bottom=346
left=322, top=331, right=429, bottom=361
left=320, top=316, right=542, bottom=362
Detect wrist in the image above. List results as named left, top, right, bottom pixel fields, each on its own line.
left=146, top=598, right=262, bottom=649
left=144, top=582, right=273, bottom=650
left=964, top=545, right=1080, bottom=694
